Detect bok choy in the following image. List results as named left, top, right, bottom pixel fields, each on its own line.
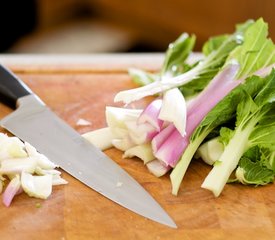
left=85, top=17, right=275, bottom=198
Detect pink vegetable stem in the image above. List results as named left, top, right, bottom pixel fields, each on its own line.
left=151, top=124, right=175, bottom=153
left=2, top=177, right=21, bottom=207
left=138, top=99, right=164, bottom=131
left=154, top=63, right=242, bottom=167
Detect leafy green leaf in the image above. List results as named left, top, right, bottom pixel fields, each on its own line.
left=236, top=153, right=275, bottom=185
left=254, top=69, right=275, bottom=105
left=202, top=34, right=229, bottom=56
left=191, top=73, right=268, bottom=142
left=220, top=127, right=234, bottom=146
left=128, top=68, right=158, bottom=86
left=226, top=18, right=275, bottom=79
left=235, top=93, right=258, bottom=129
left=162, top=33, right=196, bottom=75
left=248, top=105, right=275, bottom=150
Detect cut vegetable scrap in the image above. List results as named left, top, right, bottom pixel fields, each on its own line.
left=0, top=134, right=67, bottom=207
left=76, top=118, right=92, bottom=126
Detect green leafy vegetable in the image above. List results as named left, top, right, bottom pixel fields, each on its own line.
left=226, top=18, right=275, bottom=79
left=233, top=146, right=275, bottom=185
left=161, top=33, right=196, bottom=76
left=201, top=70, right=275, bottom=196
left=115, top=20, right=253, bottom=104
left=171, top=18, right=275, bottom=195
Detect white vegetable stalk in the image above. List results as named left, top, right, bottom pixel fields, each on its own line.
left=195, top=137, right=224, bottom=165
left=158, top=88, right=187, bottom=136
left=112, top=137, right=135, bottom=151
left=170, top=131, right=209, bottom=195
left=201, top=126, right=252, bottom=197
left=0, top=157, right=37, bottom=175
left=123, top=144, right=155, bottom=164
left=105, top=106, right=142, bottom=130
left=146, top=160, right=171, bottom=177
left=82, top=127, right=114, bottom=150
left=114, top=65, right=201, bottom=104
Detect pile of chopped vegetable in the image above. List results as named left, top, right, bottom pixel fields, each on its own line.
left=84, top=18, right=275, bottom=197
left=0, top=133, right=67, bottom=206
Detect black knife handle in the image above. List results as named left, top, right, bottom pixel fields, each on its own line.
left=0, top=64, right=32, bottom=109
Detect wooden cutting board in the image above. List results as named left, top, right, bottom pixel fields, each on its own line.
left=0, top=54, right=275, bottom=240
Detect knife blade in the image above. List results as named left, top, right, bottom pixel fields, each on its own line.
left=0, top=64, right=176, bottom=228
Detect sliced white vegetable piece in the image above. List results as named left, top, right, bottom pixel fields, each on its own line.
left=105, top=106, right=142, bottom=129
left=110, top=127, right=129, bottom=139
left=52, top=175, right=68, bottom=186
left=0, top=157, right=37, bottom=174
left=25, top=142, right=57, bottom=170
left=35, top=167, right=67, bottom=186
left=159, top=88, right=187, bottom=136
left=0, top=134, right=27, bottom=160
left=35, top=167, right=62, bottom=176
left=112, top=137, right=135, bottom=152
left=21, top=172, right=52, bottom=199
left=82, top=127, right=114, bottom=150
left=146, top=160, right=171, bottom=177
left=123, top=144, right=155, bottom=164
left=7, top=137, right=28, bottom=158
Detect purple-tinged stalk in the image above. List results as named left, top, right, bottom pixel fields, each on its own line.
left=138, top=99, right=164, bottom=131
left=152, top=63, right=240, bottom=167
left=2, top=175, right=21, bottom=207
left=126, top=120, right=158, bottom=145
left=151, top=124, right=175, bottom=153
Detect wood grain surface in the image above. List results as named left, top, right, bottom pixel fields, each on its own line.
left=0, top=54, right=275, bottom=240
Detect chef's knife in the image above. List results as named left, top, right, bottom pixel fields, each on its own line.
left=0, top=64, right=176, bottom=228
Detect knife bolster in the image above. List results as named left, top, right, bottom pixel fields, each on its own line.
left=0, top=65, right=32, bottom=109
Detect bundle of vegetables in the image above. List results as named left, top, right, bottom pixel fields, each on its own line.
left=84, top=18, right=275, bottom=196
left=0, top=133, right=67, bottom=207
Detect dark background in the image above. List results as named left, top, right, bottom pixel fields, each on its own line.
left=2, top=0, right=275, bottom=53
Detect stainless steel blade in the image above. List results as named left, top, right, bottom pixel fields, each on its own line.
left=1, top=94, right=176, bottom=228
